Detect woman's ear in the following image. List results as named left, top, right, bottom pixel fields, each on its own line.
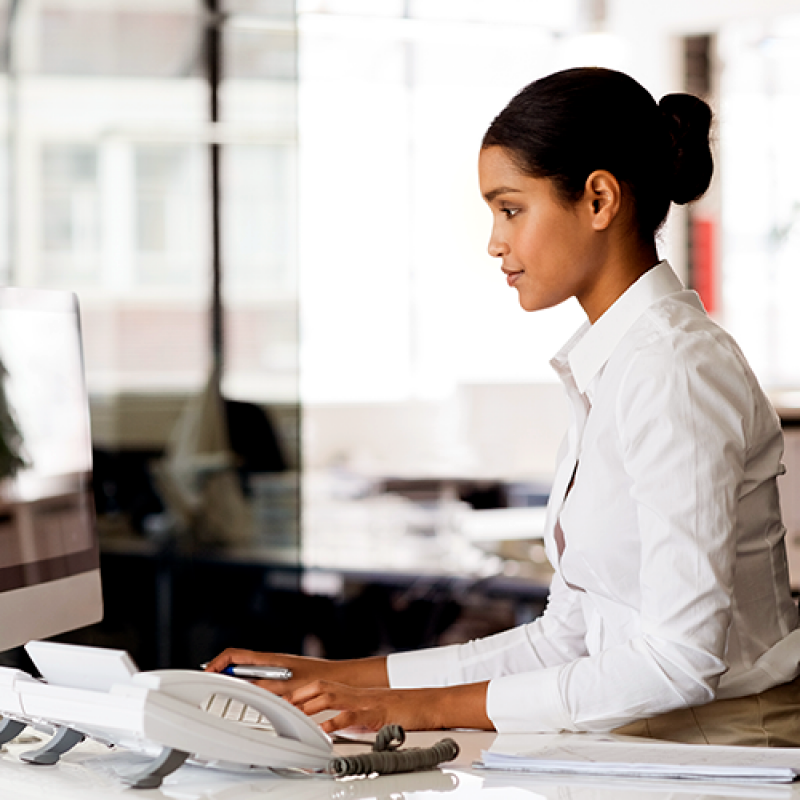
left=584, top=170, right=621, bottom=232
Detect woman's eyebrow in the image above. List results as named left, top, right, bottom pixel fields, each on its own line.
left=483, top=186, right=522, bottom=203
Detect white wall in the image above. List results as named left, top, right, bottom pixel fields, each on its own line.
left=300, top=0, right=800, bottom=482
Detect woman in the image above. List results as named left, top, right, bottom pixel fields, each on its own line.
left=207, top=68, right=800, bottom=745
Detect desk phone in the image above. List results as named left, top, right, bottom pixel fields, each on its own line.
left=0, top=641, right=332, bottom=788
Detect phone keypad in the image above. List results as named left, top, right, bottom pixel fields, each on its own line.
left=203, top=694, right=276, bottom=733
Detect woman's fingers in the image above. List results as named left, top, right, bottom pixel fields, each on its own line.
left=204, top=648, right=298, bottom=673
left=204, top=649, right=300, bottom=694
left=320, top=709, right=377, bottom=734
left=202, top=653, right=406, bottom=731
left=203, top=648, right=259, bottom=672
left=286, top=681, right=392, bottom=732
left=204, top=651, right=330, bottom=697
left=287, top=680, right=338, bottom=711
left=252, top=677, right=297, bottom=697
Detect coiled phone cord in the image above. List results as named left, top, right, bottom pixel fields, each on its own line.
left=328, top=724, right=460, bottom=778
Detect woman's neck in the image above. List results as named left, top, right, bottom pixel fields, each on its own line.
left=578, top=236, right=659, bottom=324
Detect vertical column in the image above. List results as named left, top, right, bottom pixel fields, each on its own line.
left=204, top=0, right=224, bottom=375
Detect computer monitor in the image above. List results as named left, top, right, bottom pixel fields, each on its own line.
left=0, top=287, right=102, bottom=653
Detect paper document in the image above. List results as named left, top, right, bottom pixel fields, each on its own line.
left=477, top=735, right=800, bottom=783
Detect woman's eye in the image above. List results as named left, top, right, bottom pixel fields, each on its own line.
left=501, top=207, right=519, bottom=219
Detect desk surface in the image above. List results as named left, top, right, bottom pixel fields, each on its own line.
left=2, top=729, right=798, bottom=800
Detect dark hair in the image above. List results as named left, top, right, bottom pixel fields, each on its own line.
left=482, top=67, right=713, bottom=238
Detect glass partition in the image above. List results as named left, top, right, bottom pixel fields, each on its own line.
left=0, top=0, right=300, bottom=666
left=1, top=0, right=299, bottom=501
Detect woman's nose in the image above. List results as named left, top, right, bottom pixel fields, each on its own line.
left=488, top=229, right=508, bottom=258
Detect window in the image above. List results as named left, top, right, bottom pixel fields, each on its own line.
left=134, top=144, right=207, bottom=288
left=224, top=144, right=295, bottom=291
left=39, top=6, right=201, bottom=78
left=41, top=144, right=101, bottom=285
left=3, top=0, right=298, bottom=405
left=719, top=15, right=800, bottom=390
left=297, top=6, right=587, bottom=406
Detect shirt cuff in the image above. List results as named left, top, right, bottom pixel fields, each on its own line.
left=487, top=666, right=573, bottom=733
left=387, top=644, right=462, bottom=688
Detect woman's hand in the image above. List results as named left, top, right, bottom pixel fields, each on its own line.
left=203, top=648, right=326, bottom=697
left=203, top=648, right=389, bottom=697
left=287, top=680, right=494, bottom=734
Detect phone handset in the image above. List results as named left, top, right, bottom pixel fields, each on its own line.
left=130, top=670, right=331, bottom=751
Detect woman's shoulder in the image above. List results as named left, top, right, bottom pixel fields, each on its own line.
left=610, top=292, right=773, bottom=426
left=625, top=291, right=750, bottom=369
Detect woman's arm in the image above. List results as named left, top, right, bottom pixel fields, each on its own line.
left=287, top=680, right=493, bottom=733
left=205, top=648, right=493, bottom=731
left=204, top=648, right=390, bottom=695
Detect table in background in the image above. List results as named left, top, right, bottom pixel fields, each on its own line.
left=92, top=532, right=553, bottom=672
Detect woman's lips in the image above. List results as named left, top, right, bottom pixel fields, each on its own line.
left=506, top=271, right=523, bottom=287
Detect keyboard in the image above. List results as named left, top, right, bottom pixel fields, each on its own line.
left=203, top=694, right=276, bottom=732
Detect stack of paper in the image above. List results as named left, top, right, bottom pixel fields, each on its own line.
left=477, top=735, right=800, bottom=784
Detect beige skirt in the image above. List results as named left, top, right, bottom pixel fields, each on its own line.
left=612, top=675, right=800, bottom=746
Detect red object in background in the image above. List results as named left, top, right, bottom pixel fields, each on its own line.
left=691, top=216, right=716, bottom=313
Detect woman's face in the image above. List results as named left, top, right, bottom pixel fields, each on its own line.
left=478, top=146, right=605, bottom=317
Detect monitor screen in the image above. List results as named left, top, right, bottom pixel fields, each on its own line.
left=0, top=287, right=102, bottom=653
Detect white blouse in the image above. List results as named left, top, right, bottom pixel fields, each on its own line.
left=387, top=261, right=800, bottom=733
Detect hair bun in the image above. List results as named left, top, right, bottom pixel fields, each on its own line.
left=658, top=93, right=713, bottom=205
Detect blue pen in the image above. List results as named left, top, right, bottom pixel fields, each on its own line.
left=201, top=663, right=293, bottom=681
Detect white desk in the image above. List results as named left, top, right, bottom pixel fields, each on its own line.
left=2, top=729, right=799, bottom=800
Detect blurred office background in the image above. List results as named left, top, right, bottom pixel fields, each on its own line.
left=4, top=0, right=800, bottom=667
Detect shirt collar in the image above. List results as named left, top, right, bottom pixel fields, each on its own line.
left=552, top=261, right=688, bottom=395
